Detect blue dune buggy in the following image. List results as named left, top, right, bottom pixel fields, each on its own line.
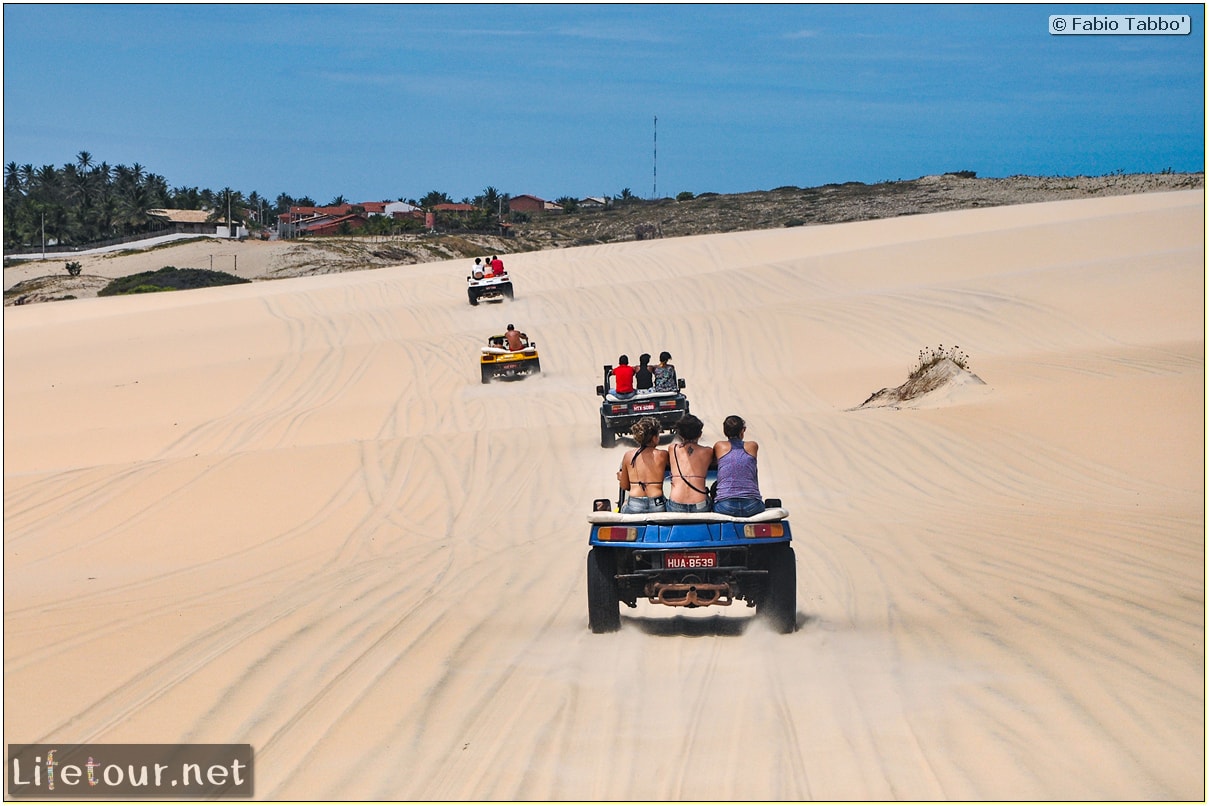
left=586, top=484, right=796, bottom=633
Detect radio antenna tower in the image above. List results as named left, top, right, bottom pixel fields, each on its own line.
left=652, top=115, right=657, bottom=199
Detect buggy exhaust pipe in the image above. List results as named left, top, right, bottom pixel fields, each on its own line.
left=647, top=580, right=733, bottom=608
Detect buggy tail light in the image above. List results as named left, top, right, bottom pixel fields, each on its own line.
left=743, top=523, right=784, bottom=538
left=657, top=400, right=679, bottom=409
left=609, top=404, right=628, bottom=414
left=597, top=527, right=637, bottom=542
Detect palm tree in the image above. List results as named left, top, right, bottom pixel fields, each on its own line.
left=76, top=150, right=93, bottom=172
left=171, top=185, right=200, bottom=209
left=118, top=183, right=155, bottom=235
left=208, top=187, right=245, bottom=235
left=479, top=186, right=501, bottom=211
left=144, top=173, right=169, bottom=207
left=5, top=162, right=21, bottom=194
left=93, top=161, right=112, bottom=186
left=96, top=190, right=120, bottom=239
left=420, top=190, right=452, bottom=208
left=32, top=164, right=59, bottom=201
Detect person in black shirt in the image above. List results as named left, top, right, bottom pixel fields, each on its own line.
left=635, top=353, right=654, bottom=390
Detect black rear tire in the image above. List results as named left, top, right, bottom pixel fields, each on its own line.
left=600, top=415, right=616, bottom=448
left=481, top=365, right=492, bottom=384
left=758, top=543, right=797, bottom=634
left=587, top=548, right=621, bottom=633
left=468, top=289, right=479, bottom=306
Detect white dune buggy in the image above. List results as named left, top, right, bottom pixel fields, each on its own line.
left=467, top=266, right=514, bottom=305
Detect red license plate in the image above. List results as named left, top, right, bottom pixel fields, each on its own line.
left=664, top=551, right=716, bottom=569
left=632, top=402, right=656, bottom=412
left=500, top=362, right=519, bottom=369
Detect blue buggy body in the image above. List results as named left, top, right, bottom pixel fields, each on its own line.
left=586, top=502, right=796, bottom=634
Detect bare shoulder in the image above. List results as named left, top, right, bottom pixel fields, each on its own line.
left=713, top=440, right=730, bottom=457
left=746, top=440, right=759, bottom=456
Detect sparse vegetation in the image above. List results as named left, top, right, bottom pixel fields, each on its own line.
left=65, top=260, right=82, bottom=277
left=910, top=344, right=970, bottom=379
left=855, top=344, right=982, bottom=410
left=98, top=266, right=250, bottom=296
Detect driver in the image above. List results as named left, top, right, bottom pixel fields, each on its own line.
left=504, top=324, right=525, bottom=351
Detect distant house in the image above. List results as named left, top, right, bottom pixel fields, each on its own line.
left=384, top=201, right=421, bottom=218
left=148, top=208, right=246, bottom=238
left=299, top=213, right=368, bottom=236
left=287, top=203, right=354, bottom=223
left=579, top=196, right=608, bottom=209
left=357, top=200, right=421, bottom=218
left=509, top=194, right=563, bottom=214
left=433, top=202, right=477, bottom=213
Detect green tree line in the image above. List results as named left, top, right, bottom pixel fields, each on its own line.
left=4, top=150, right=638, bottom=250
left=4, top=150, right=312, bottom=251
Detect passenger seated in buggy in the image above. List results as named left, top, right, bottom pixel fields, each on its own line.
left=608, top=355, right=636, bottom=400
left=604, top=359, right=681, bottom=402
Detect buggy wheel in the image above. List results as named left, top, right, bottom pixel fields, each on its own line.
left=468, top=289, right=479, bottom=306
left=481, top=365, right=492, bottom=384
left=600, top=415, right=616, bottom=448
left=758, top=543, right=797, bottom=634
left=531, top=359, right=541, bottom=375
left=503, top=283, right=514, bottom=299
left=587, top=548, right=621, bottom=633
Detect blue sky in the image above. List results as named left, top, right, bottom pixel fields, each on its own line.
left=3, top=3, right=1204, bottom=204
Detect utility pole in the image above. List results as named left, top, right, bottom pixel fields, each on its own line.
left=41, top=211, right=45, bottom=259
left=653, top=115, right=658, bottom=199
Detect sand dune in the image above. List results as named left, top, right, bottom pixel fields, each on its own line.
left=4, top=190, right=1203, bottom=800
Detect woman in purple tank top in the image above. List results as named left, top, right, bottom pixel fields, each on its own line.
left=712, top=414, right=765, bottom=517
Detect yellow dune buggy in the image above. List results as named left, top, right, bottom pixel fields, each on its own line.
left=481, top=333, right=541, bottom=383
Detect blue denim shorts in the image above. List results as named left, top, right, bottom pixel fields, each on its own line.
left=667, top=499, right=711, bottom=513
left=713, top=497, right=765, bottom=517
left=621, top=495, right=666, bottom=514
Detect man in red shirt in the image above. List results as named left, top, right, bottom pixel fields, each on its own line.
left=612, top=355, right=636, bottom=399
left=489, top=255, right=505, bottom=275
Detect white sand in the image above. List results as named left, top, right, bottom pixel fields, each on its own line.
left=4, top=190, right=1203, bottom=800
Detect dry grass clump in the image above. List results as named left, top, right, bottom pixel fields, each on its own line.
left=910, top=344, right=970, bottom=379
left=855, top=344, right=982, bottom=410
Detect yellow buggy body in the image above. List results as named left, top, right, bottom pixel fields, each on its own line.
left=480, top=334, right=541, bottom=383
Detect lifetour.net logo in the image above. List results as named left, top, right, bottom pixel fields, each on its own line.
left=7, top=744, right=253, bottom=798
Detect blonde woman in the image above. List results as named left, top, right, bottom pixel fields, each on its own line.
left=617, top=416, right=668, bottom=514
